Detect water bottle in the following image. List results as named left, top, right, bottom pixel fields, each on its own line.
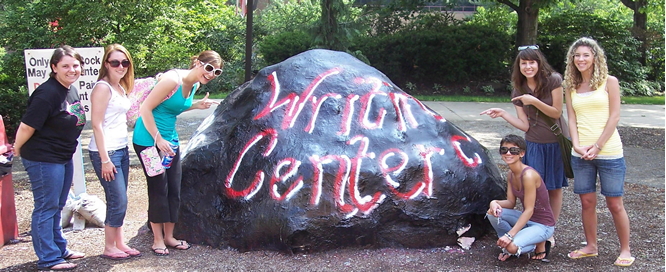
left=161, top=139, right=179, bottom=169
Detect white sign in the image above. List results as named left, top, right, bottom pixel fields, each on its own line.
left=23, top=47, right=104, bottom=197
left=24, top=47, right=104, bottom=120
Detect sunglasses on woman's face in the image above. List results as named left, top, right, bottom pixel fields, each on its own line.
left=200, top=62, right=223, bottom=76
left=107, top=59, right=130, bottom=68
left=499, top=146, right=522, bottom=155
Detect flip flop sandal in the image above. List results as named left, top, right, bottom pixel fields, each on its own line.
left=124, top=248, right=142, bottom=257
left=43, top=261, right=77, bottom=271
left=614, top=256, right=635, bottom=267
left=568, top=250, right=598, bottom=259
left=63, top=251, right=85, bottom=260
left=100, top=252, right=131, bottom=260
left=531, top=241, right=552, bottom=263
left=151, top=247, right=169, bottom=256
left=167, top=240, right=191, bottom=250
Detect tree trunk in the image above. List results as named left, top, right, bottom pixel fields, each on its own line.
left=633, top=0, right=648, bottom=65
left=515, top=0, right=539, bottom=47
left=621, top=0, right=648, bottom=65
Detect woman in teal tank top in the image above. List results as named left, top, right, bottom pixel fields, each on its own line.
left=133, top=50, right=222, bottom=256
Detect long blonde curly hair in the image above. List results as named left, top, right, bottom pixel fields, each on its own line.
left=563, top=37, right=608, bottom=93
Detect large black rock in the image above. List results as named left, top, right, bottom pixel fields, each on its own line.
left=175, top=49, right=505, bottom=252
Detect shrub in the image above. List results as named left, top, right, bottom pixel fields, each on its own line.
left=620, top=80, right=664, bottom=97
left=482, top=85, right=495, bottom=95
left=538, top=10, right=645, bottom=83
left=0, top=86, right=27, bottom=142
left=260, top=31, right=313, bottom=66
left=352, top=24, right=512, bottom=86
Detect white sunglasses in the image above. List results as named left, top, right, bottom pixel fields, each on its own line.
left=200, top=61, right=223, bottom=76
left=518, top=45, right=539, bottom=51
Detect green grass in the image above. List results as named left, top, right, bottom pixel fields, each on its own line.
left=194, top=92, right=228, bottom=99
left=620, top=96, right=664, bottom=105
left=196, top=93, right=664, bottom=105
left=412, top=95, right=512, bottom=103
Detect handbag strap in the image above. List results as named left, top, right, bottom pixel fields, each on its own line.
left=517, top=86, right=563, bottom=136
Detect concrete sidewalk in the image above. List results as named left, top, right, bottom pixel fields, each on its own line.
left=421, top=101, right=665, bottom=128
left=178, top=100, right=665, bottom=128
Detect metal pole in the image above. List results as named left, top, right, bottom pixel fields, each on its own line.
left=244, top=0, right=253, bottom=81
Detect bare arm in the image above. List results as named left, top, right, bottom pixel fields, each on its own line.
left=586, top=76, right=621, bottom=157
left=186, top=92, right=219, bottom=112
left=488, top=172, right=517, bottom=216
left=13, top=122, right=35, bottom=157
left=139, top=70, right=179, bottom=156
left=511, top=86, right=563, bottom=119
left=90, top=83, right=117, bottom=181
left=565, top=86, right=591, bottom=156
left=479, top=105, right=530, bottom=132
left=90, top=84, right=111, bottom=162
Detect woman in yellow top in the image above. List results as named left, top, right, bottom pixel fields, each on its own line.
left=563, top=37, right=633, bottom=267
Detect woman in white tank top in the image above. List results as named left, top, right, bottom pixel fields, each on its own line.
left=88, top=44, right=141, bottom=259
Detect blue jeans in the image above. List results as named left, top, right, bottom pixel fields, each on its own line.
left=572, top=156, right=626, bottom=197
left=487, top=209, right=554, bottom=256
left=89, top=147, right=130, bottom=227
left=22, top=158, right=76, bottom=269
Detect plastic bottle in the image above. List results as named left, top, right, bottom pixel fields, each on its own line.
left=161, top=139, right=179, bottom=169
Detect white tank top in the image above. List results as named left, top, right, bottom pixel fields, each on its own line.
left=88, top=80, right=131, bottom=151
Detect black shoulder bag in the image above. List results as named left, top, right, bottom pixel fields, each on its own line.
left=518, top=88, right=574, bottom=179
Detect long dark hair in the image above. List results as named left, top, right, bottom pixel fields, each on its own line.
left=511, top=48, right=556, bottom=97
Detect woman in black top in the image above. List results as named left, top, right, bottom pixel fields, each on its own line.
left=14, top=46, right=87, bottom=271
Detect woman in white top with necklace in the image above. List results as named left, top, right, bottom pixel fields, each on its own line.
left=88, top=44, right=141, bottom=260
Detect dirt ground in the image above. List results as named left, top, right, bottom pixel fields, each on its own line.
left=1, top=121, right=663, bottom=272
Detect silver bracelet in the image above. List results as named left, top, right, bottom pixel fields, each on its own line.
left=594, top=143, right=602, bottom=150
left=102, top=159, right=111, bottom=164
left=504, top=233, right=513, bottom=241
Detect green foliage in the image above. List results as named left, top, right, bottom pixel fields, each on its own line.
left=255, top=0, right=321, bottom=37
left=646, top=19, right=665, bottom=82
left=311, top=0, right=365, bottom=52
left=481, top=85, right=495, bottom=94
left=464, top=6, right=517, bottom=36
left=462, top=86, right=471, bottom=94
left=260, top=31, right=313, bottom=65
left=538, top=10, right=645, bottom=82
left=352, top=23, right=512, bottom=85
left=405, top=82, right=417, bottom=92
left=0, top=86, right=27, bottom=142
left=433, top=83, right=444, bottom=92
left=620, top=80, right=664, bottom=96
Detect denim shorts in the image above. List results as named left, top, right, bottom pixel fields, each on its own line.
left=572, top=156, right=626, bottom=197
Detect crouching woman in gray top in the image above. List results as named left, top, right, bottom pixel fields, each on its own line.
left=487, top=134, right=556, bottom=261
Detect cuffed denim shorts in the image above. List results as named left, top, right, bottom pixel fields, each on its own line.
left=572, top=156, right=626, bottom=197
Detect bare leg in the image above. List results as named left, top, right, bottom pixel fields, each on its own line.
left=547, top=189, right=563, bottom=247
left=605, top=196, right=632, bottom=259
left=570, top=193, right=598, bottom=256
left=151, top=222, right=168, bottom=254
left=548, top=189, right=563, bottom=222
left=103, top=226, right=126, bottom=255
left=531, top=241, right=547, bottom=260
left=163, top=222, right=189, bottom=249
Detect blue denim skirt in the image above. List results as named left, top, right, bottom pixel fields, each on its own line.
left=522, top=140, right=569, bottom=190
